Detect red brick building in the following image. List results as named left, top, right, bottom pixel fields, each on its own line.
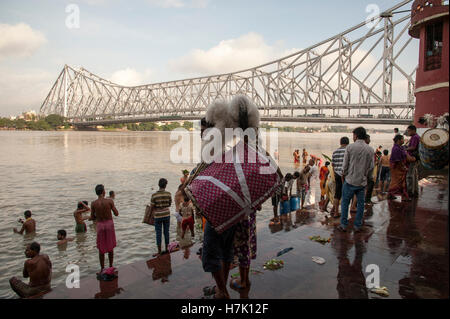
left=409, top=0, right=449, bottom=127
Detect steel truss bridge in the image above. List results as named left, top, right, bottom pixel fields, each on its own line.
left=40, top=0, right=418, bottom=126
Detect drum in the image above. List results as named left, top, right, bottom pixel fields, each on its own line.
left=279, top=200, right=291, bottom=215
left=419, top=128, right=449, bottom=170
left=290, top=196, right=300, bottom=211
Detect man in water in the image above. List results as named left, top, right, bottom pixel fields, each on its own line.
left=57, top=229, right=74, bottom=246
left=108, top=191, right=115, bottom=200
left=338, top=127, right=374, bottom=233
left=293, top=149, right=300, bottom=165
left=9, top=242, right=52, bottom=298
left=406, top=125, right=420, bottom=198
left=14, top=210, right=36, bottom=235
left=302, top=148, right=308, bottom=165
left=91, top=184, right=119, bottom=274
left=74, top=201, right=90, bottom=233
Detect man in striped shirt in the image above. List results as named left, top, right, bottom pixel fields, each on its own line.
left=331, top=136, right=349, bottom=217
left=151, top=178, right=172, bottom=256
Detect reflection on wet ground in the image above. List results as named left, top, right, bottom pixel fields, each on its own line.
left=45, top=177, right=448, bottom=299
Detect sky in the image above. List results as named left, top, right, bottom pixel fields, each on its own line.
left=0, top=0, right=418, bottom=117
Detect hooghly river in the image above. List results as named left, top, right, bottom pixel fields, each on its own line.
left=0, top=130, right=395, bottom=298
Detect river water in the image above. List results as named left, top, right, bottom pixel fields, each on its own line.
left=0, top=130, right=395, bottom=298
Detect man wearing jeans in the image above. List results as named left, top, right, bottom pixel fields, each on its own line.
left=151, top=178, right=172, bottom=256
left=338, top=127, right=374, bottom=233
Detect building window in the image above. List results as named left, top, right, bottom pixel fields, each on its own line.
left=425, top=22, right=443, bottom=71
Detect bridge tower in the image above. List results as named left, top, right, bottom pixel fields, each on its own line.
left=409, top=0, right=449, bottom=127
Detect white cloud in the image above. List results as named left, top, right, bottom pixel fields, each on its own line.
left=0, top=23, right=47, bottom=60
left=168, top=32, right=293, bottom=76
left=190, top=0, right=209, bottom=8
left=147, top=0, right=185, bottom=8
left=146, top=0, right=209, bottom=8
left=110, top=67, right=153, bottom=86
left=0, top=67, right=53, bottom=116
left=81, top=0, right=110, bottom=5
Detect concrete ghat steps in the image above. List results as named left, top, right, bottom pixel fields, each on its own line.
left=44, top=180, right=448, bottom=299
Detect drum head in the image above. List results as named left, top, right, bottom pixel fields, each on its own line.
left=421, top=128, right=449, bottom=149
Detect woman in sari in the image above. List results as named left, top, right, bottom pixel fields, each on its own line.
left=388, top=135, right=415, bottom=201
left=319, top=164, right=335, bottom=213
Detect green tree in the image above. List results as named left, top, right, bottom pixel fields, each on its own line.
left=182, top=121, right=193, bottom=130
left=15, top=119, right=26, bottom=129
left=139, top=122, right=158, bottom=131
left=45, top=114, right=65, bottom=129
left=27, top=119, right=51, bottom=130
left=0, top=118, right=13, bottom=128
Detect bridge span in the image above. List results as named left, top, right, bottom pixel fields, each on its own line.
left=41, top=0, right=418, bottom=127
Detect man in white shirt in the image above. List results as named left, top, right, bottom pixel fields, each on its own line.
left=338, top=127, right=374, bottom=233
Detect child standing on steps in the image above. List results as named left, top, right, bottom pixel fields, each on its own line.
left=180, top=195, right=195, bottom=240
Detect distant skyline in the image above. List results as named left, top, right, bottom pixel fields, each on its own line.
left=0, top=0, right=417, bottom=117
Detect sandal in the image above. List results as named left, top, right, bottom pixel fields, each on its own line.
left=229, top=279, right=246, bottom=291
left=203, top=285, right=216, bottom=296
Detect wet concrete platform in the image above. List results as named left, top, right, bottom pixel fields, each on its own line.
left=44, top=176, right=448, bottom=299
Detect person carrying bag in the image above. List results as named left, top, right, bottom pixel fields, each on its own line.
left=143, top=204, right=155, bottom=226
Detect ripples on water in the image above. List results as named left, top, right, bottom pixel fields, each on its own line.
left=0, top=130, right=395, bottom=298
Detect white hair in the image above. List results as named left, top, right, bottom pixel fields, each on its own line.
left=202, top=95, right=261, bottom=158
left=228, top=95, right=260, bottom=130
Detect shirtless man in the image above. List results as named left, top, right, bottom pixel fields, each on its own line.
left=302, top=148, right=308, bottom=165
left=74, top=201, right=91, bottom=233
left=91, top=184, right=119, bottom=274
left=57, top=229, right=74, bottom=246
left=9, top=242, right=52, bottom=298
left=14, top=210, right=36, bottom=235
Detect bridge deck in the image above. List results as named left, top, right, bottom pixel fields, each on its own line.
left=72, top=116, right=412, bottom=127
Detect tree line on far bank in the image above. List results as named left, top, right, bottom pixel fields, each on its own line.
left=1, top=116, right=388, bottom=133
left=0, top=114, right=194, bottom=131
left=0, top=114, right=68, bottom=130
